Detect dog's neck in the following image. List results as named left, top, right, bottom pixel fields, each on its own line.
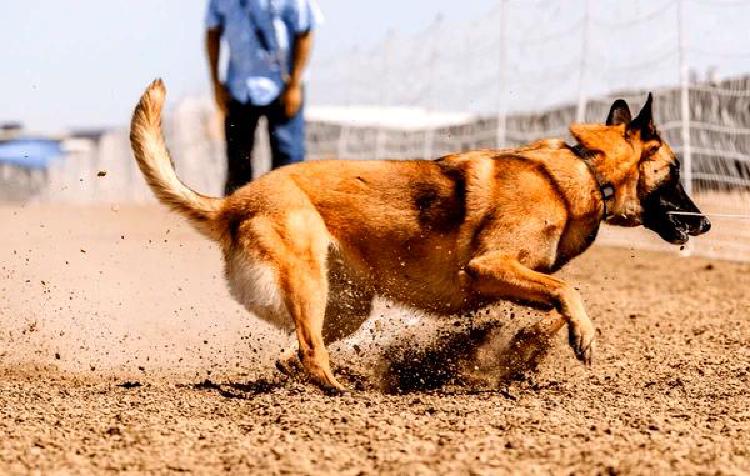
left=569, top=124, right=645, bottom=223
left=569, top=144, right=616, bottom=220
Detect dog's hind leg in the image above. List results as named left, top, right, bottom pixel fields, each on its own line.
left=276, top=287, right=373, bottom=381
left=280, top=258, right=347, bottom=392
left=267, top=212, right=348, bottom=392
left=277, top=250, right=374, bottom=379
left=229, top=210, right=345, bottom=391
left=465, top=252, right=595, bottom=364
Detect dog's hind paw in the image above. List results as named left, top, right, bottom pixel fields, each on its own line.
left=321, top=382, right=349, bottom=396
left=313, top=371, right=349, bottom=395
left=275, top=353, right=303, bottom=378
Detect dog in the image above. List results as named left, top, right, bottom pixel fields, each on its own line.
left=130, top=80, right=710, bottom=391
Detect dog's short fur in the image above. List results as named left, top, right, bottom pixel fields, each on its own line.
left=130, top=80, right=710, bottom=391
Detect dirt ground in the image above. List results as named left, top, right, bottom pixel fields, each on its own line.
left=1, top=204, right=748, bottom=475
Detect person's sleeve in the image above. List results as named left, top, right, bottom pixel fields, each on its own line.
left=205, top=0, right=224, bottom=30
left=290, top=0, right=323, bottom=34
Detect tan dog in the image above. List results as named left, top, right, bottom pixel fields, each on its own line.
left=130, top=80, right=710, bottom=391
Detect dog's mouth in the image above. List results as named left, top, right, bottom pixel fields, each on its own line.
left=648, top=213, right=690, bottom=245
left=642, top=181, right=711, bottom=245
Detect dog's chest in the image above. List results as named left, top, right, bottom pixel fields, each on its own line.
left=553, top=213, right=601, bottom=270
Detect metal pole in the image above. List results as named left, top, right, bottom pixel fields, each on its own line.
left=678, top=0, right=692, bottom=198
left=422, top=15, right=441, bottom=161
left=496, top=0, right=507, bottom=149
left=575, top=0, right=591, bottom=123
left=677, top=0, right=694, bottom=256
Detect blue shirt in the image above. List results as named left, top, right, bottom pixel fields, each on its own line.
left=206, top=0, right=322, bottom=105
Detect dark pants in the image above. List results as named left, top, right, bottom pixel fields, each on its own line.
left=224, top=96, right=305, bottom=195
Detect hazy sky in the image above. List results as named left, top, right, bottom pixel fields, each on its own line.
left=2, top=0, right=748, bottom=133
left=1, top=0, right=495, bottom=133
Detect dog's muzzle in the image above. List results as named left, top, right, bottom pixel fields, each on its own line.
left=642, top=181, right=711, bottom=245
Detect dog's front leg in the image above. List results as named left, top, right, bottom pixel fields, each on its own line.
left=464, top=253, right=595, bottom=364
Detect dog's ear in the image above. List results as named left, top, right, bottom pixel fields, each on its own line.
left=605, top=99, right=631, bottom=126
left=629, top=93, right=658, bottom=140
left=570, top=123, right=625, bottom=152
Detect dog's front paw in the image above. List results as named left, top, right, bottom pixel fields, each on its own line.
left=568, top=321, right=595, bottom=365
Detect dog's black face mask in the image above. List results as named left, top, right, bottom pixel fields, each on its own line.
left=642, top=161, right=711, bottom=245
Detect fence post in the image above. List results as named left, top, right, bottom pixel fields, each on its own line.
left=496, top=0, right=507, bottom=149
left=678, top=0, right=694, bottom=256
left=575, top=0, right=591, bottom=123
left=678, top=0, right=692, bottom=198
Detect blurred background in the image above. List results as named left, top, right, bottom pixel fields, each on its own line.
left=2, top=0, right=749, bottom=259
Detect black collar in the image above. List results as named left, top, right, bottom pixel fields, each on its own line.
left=569, top=144, right=615, bottom=221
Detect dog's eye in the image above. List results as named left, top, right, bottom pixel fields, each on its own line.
left=645, top=142, right=661, bottom=156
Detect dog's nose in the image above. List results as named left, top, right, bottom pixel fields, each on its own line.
left=699, top=217, right=711, bottom=234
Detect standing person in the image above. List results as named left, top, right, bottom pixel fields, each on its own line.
left=205, top=0, right=322, bottom=195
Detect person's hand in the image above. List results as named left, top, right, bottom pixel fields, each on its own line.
left=213, top=81, right=230, bottom=115
left=281, top=83, right=303, bottom=118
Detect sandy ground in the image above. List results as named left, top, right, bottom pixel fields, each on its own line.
left=1, top=204, right=749, bottom=475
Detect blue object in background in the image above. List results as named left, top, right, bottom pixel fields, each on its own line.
left=0, top=138, right=64, bottom=169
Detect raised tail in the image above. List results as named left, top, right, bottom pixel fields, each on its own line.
left=130, top=79, right=224, bottom=241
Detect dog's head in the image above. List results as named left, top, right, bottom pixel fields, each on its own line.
left=570, top=94, right=710, bottom=245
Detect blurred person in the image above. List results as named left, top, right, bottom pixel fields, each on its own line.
left=205, top=0, right=322, bottom=195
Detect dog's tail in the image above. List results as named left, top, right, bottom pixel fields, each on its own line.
left=130, top=79, right=224, bottom=241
